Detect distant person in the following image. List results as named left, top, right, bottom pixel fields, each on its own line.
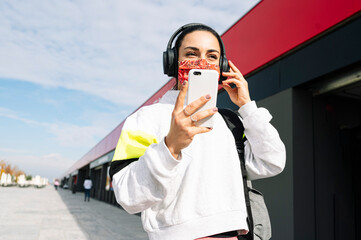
left=83, top=176, right=92, bottom=202
left=54, top=179, right=59, bottom=190
left=72, top=183, right=77, bottom=194
left=72, top=176, right=77, bottom=194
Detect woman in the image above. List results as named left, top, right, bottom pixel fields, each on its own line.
left=110, top=23, right=286, bottom=240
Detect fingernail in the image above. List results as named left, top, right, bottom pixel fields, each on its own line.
left=213, top=107, right=218, bottom=112
left=205, top=94, right=211, bottom=99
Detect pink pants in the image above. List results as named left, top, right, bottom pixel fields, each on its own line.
left=196, top=237, right=238, bottom=240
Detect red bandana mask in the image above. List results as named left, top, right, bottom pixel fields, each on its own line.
left=178, top=59, right=220, bottom=84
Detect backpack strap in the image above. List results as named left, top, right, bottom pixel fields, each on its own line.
left=218, top=108, right=254, bottom=240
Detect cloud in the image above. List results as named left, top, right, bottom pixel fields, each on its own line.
left=0, top=107, right=119, bottom=148
left=0, top=0, right=260, bottom=107
left=48, top=122, right=107, bottom=148
left=0, top=107, right=38, bottom=125
left=0, top=148, right=28, bottom=154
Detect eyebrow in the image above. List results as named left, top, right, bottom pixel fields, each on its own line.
left=184, top=46, right=220, bottom=54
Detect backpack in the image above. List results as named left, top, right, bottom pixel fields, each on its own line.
left=219, top=108, right=272, bottom=240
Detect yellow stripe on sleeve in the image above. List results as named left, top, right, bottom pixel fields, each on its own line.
left=112, top=130, right=158, bottom=161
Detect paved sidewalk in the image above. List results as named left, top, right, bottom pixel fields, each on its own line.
left=0, top=186, right=147, bottom=240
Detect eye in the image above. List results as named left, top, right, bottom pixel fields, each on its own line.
left=209, top=54, right=218, bottom=60
left=207, top=54, right=219, bottom=62
left=185, top=52, right=196, bottom=57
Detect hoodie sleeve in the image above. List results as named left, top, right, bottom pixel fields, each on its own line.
left=238, top=101, right=286, bottom=180
left=111, top=107, right=181, bottom=214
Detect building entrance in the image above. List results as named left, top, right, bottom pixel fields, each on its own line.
left=340, top=125, right=361, bottom=240
left=312, top=82, right=361, bottom=240
left=91, top=168, right=102, bottom=199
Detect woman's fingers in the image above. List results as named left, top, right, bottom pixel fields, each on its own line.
left=222, top=78, right=243, bottom=88
left=174, top=81, right=188, bottom=113
left=222, top=70, right=247, bottom=88
left=222, top=70, right=245, bottom=80
left=183, top=94, right=211, bottom=116
left=222, top=83, right=232, bottom=92
left=228, top=60, right=242, bottom=75
left=174, top=82, right=212, bottom=118
left=190, top=107, right=218, bottom=123
left=222, top=71, right=241, bottom=80
left=192, top=126, right=212, bottom=135
left=221, top=60, right=251, bottom=107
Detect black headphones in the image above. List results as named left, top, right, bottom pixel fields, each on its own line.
left=163, top=23, right=229, bottom=82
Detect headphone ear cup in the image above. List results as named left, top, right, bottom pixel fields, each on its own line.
left=163, top=51, right=170, bottom=75
left=219, top=56, right=229, bottom=82
left=163, top=48, right=177, bottom=77
left=163, top=49, right=173, bottom=76
left=170, top=47, right=177, bottom=77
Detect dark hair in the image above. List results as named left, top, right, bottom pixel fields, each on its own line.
left=174, top=25, right=222, bottom=57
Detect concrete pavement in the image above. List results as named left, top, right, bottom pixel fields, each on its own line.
left=0, top=185, right=147, bottom=240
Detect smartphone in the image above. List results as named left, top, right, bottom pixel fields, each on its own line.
left=186, top=69, right=219, bottom=128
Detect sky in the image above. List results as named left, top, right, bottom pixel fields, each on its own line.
left=0, top=0, right=260, bottom=182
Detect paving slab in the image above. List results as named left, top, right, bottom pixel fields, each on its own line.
left=0, top=186, right=147, bottom=240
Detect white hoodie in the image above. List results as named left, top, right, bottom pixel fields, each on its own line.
left=83, top=179, right=92, bottom=190
left=112, top=90, right=286, bottom=240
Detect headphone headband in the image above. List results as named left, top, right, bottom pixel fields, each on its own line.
left=166, top=23, right=227, bottom=57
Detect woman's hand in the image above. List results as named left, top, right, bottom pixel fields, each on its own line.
left=165, top=81, right=218, bottom=159
left=221, top=60, right=251, bottom=107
